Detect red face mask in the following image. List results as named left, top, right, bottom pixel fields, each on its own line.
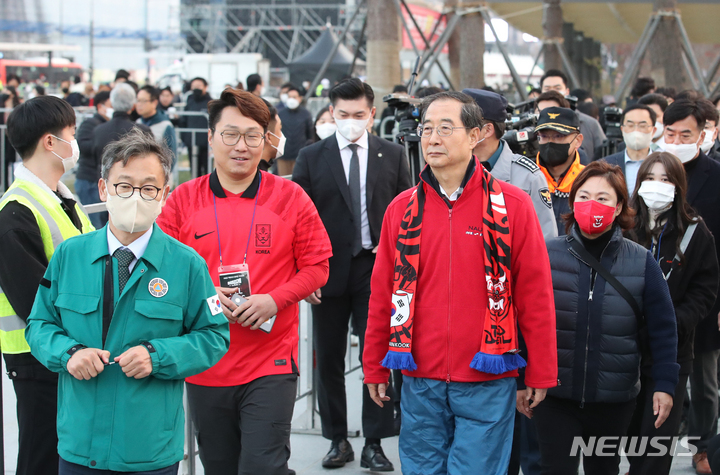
left=574, top=200, right=617, bottom=235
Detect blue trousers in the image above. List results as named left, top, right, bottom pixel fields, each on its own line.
left=59, top=458, right=178, bottom=474
left=399, top=376, right=516, bottom=475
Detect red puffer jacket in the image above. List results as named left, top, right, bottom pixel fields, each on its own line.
left=363, top=159, right=558, bottom=388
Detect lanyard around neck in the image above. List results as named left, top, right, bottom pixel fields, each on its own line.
left=212, top=173, right=262, bottom=267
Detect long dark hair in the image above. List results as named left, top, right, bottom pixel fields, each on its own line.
left=629, top=152, right=697, bottom=265
left=563, top=161, right=636, bottom=234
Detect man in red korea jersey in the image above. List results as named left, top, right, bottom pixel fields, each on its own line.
left=363, top=92, right=557, bottom=474
left=156, top=88, right=332, bottom=475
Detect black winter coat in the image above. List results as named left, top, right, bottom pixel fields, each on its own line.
left=546, top=225, right=679, bottom=404
left=179, top=93, right=211, bottom=150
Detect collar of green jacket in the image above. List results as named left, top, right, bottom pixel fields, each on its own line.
left=88, top=223, right=166, bottom=272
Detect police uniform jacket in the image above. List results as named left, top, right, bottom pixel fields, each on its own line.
left=490, top=140, right=558, bottom=238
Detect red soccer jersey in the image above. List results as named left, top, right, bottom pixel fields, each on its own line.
left=157, top=170, right=332, bottom=386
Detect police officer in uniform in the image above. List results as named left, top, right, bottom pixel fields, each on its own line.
left=463, top=89, right=557, bottom=238
left=0, top=96, right=95, bottom=475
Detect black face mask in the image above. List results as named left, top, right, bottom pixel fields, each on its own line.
left=192, top=88, right=203, bottom=99
left=539, top=141, right=573, bottom=167
left=62, top=87, right=69, bottom=94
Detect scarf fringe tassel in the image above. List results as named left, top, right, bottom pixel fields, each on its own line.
left=470, top=352, right=527, bottom=375
left=381, top=351, right=417, bottom=371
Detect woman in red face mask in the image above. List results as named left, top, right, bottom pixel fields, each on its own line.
left=530, top=161, right=680, bottom=475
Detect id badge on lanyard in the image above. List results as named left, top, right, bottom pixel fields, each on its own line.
left=218, top=263, right=252, bottom=298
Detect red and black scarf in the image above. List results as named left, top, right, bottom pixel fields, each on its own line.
left=381, top=166, right=526, bottom=374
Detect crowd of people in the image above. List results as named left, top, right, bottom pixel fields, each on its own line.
left=1, top=65, right=720, bottom=475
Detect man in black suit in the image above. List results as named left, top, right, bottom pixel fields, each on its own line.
left=662, top=99, right=720, bottom=474
left=293, top=78, right=412, bottom=471
left=601, top=104, right=657, bottom=193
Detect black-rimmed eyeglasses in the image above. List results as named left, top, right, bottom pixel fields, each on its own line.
left=112, top=182, right=162, bottom=201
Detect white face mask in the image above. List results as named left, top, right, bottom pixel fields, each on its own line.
left=269, top=132, right=286, bottom=158
left=335, top=116, right=368, bottom=142
left=316, top=122, right=337, bottom=140
left=260, top=86, right=266, bottom=96
left=638, top=180, right=676, bottom=211
left=286, top=98, right=300, bottom=110
left=280, top=93, right=289, bottom=104
left=701, top=128, right=717, bottom=154
left=623, top=130, right=653, bottom=151
left=653, top=122, right=664, bottom=140
left=661, top=141, right=700, bottom=164
left=105, top=185, right=164, bottom=233
left=104, top=107, right=114, bottom=119
left=51, top=135, right=80, bottom=172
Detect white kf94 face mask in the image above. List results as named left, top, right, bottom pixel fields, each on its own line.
left=638, top=180, right=676, bottom=211
left=335, top=117, right=368, bottom=142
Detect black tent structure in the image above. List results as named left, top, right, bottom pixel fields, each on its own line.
left=288, top=28, right=365, bottom=86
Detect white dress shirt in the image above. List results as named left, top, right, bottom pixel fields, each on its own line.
left=624, top=149, right=651, bottom=193
left=439, top=184, right=463, bottom=202
left=107, top=225, right=153, bottom=273
left=336, top=130, right=372, bottom=249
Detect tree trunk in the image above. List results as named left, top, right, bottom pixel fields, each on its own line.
left=543, top=0, right=563, bottom=71
left=446, top=0, right=461, bottom=89
left=366, top=0, right=402, bottom=112
left=649, top=0, right=689, bottom=89
left=458, top=6, right=484, bottom=90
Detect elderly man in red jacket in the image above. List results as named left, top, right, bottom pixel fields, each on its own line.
left=363, top=91, right=558, bottom=474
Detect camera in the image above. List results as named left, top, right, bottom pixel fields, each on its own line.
left=383, top=93, right=424, bottom=183
left=596, top=106, right=624, bottom=157
left=503, top=109, right=539, bottom=158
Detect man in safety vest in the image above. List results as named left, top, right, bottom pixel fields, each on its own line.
left=0, top=95, right=94, bottom=475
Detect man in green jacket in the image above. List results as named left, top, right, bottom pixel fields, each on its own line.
left=25, top=128, right=230, bottom=474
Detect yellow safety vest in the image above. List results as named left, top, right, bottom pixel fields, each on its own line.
left=0, top=179, right=94, bottom=354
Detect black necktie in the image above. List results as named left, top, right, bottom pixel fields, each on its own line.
left=348, top=143, right=363, bottom=256
left=113, top=248, right=134, bottom=294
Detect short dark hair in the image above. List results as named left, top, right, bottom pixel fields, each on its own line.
left=94, top=90, right=111, bottom=108
left=280, top=82, right=295, bottom=91
left=261, top=98, right=278, bottom=129
left=415, top=86, right=443, bottom=98
left=329, top=78, right=375, bottom=108
left=208, top=88, right=271, bottom=133
left=571, top=88, right=591, bottom=102
left=664, top=99, right=714, bottom=130
left=630, top=77, right=655, bottom=98
left=488, top=120, right=505, bottom=139
left=638, top=93, right=668, bottom=113
left=6, top=74, right=20, bottom=84
left=6, top=95, right=76, bottom=160
left=115, top=69, right=130, bottom=81
left=160, top=86, right=173, bottom=95
left=101, top=128, right=173, bottom=185
left=286, top=85, right=301, bottom=95
left=675, top=89, right=704, bottom=102
left=540, top=69, right=568, bottom=89
left=536, top=90, right=570, bottom=109
left=621, top=104, right=656, bottom=126
left=655, top=87, right=677, bottom=100
left=246, top=74, right=262, bottom=92
left=420, top=91, right=484, bottom=129
left=125, top=80, right=139, bottom=93
left=34, top=85, right=45, bottom=96
left=190, top=77, right=208, bottom=87
left=577, top=102, right=599, bottom=120
left=564, top=160, right=636, bottom=234
left=139, top=85, right=159, bottom=102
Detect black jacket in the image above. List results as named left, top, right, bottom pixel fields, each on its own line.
left=92, top=112, right=150, bottom=173
left=293, top=133, right=412, bottom=297
left=179, top=93, right=211, bottom=149
left=278, top=106, right=314, bottom=162
left=634, top=218, right=719, bottom=373
left=76, top=113, right=107, bottom=182
left=546, top=225, right=679, bottom=403
left=685, top=151, right=720, bottom=352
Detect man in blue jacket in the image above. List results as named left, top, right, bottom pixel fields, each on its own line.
left=25, top=128, right=230, bottom=474
left=136, top=85, right=178, bottom=168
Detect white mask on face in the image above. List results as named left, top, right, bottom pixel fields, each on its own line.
left=316, top=122, right=337, bottom=140
left=51, top=135, right=80, bottom=172
left=662, top=141, right=700, bottom=164
left=280, top=93, right=289, bottom=104
left=105, top=185, right=164, bottom=233
left=104, top=107, right=114, bottom=119
left=335, top=116, right=368, bottom=142
left=653, top=122, right=664, bottom=140
left=269, top=132, right=286, bottom=158
left=260, top=86, right=266, bottom=96
left=701, top=128, right=717, bottom=153
left=623, top=130, right=653, bottom=151
left=638, top=180, right=675, bottom=211
left=286, top=98, right=300, bottom=110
